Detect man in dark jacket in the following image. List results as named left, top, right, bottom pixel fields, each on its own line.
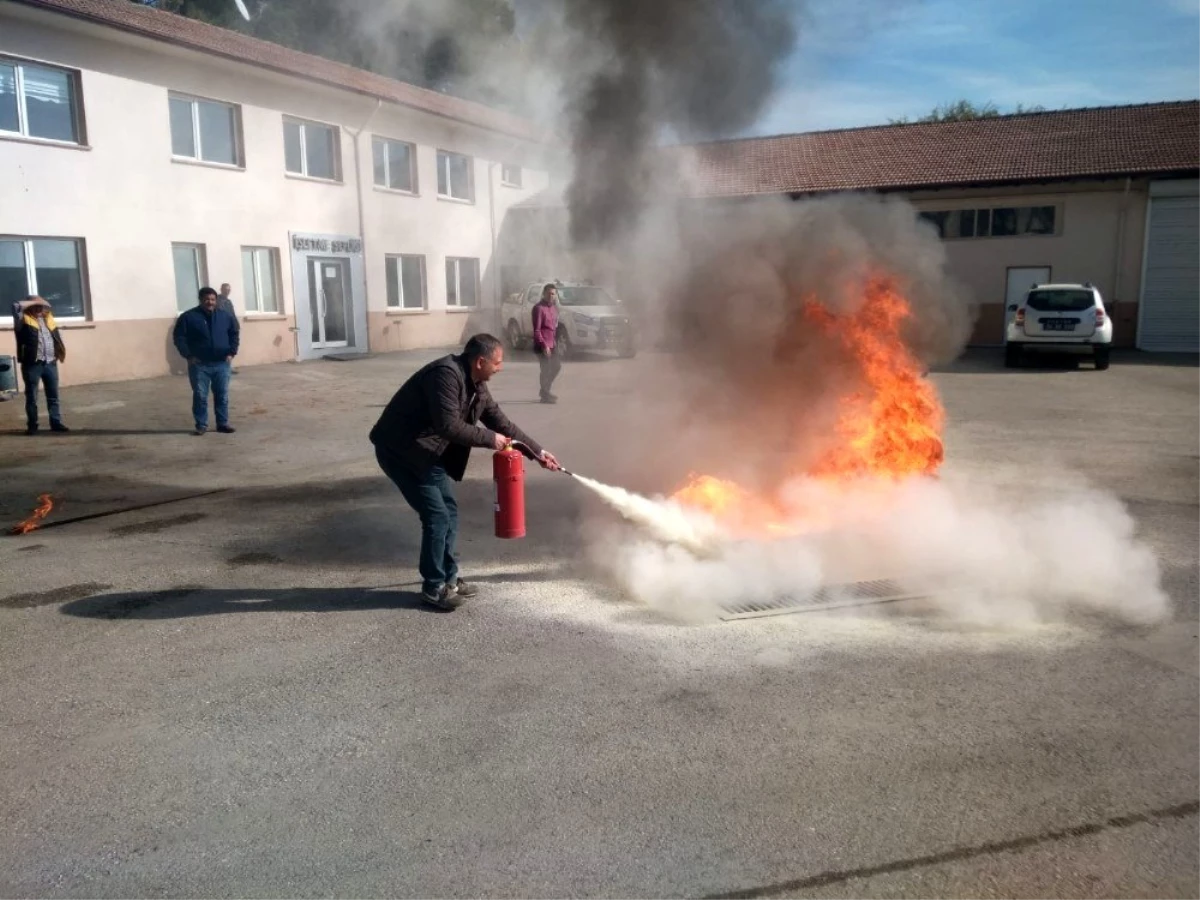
left=370, top=333, right=560, bottom=610
left=173, top=286, right=239, bottom=435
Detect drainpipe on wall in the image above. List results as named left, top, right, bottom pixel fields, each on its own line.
left=1111, top=176, right=1132, bottom=344
left=346, top=98, right=383, bottom=348
left=488, top=160, right=500, bottom=334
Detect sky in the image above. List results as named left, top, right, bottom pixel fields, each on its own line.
left=749, top=0, right=1200, bottom=136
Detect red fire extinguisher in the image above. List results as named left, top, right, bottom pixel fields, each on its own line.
left=493, top=446, right=526, bottom=539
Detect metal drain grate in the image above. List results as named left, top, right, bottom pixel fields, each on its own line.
left=719, top=578, right=925, bottom=621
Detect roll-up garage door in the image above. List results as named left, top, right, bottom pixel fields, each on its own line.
left=1139, top=188, right=1199, bottom=352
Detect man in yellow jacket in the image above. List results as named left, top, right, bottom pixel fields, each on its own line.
left=14, top=296, right=69, bottom=435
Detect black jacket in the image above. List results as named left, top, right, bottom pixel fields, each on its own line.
left=369, top=354, right=542, bottom=481
left=173, top=306, right=240, bottom=363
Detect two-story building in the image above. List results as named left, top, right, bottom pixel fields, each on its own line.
left=2, top=0, right=550, bottom=385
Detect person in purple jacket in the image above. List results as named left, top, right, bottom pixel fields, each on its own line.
left=531, top=283, right=562, bottom=404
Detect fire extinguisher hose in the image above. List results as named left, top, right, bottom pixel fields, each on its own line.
left=508, top=439, right=575, bottom=478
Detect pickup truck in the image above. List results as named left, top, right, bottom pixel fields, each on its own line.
left=500, top=281, right=636, bottom=358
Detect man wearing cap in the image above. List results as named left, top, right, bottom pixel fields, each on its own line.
left=13, top=295, right=69, bottom=435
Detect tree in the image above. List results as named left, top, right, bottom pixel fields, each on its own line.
left=889, top=99, right=1048, bottom=125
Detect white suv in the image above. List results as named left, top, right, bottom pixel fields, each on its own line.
left=500, top=281, right=636, bottom=358
left=1005, top=282, right=1113, bottom=370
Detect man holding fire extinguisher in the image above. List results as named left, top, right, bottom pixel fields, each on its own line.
left=370, top=334, right=561, bottom=610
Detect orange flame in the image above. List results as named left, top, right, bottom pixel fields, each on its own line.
left=10, top=493, right=54, bottom=535
left=671, top=276, right=943, bottom=534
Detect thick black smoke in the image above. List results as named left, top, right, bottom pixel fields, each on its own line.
left=562, top=0, right=798, bottom=247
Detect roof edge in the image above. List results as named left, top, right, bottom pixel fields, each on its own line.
left=669, top=99, right=1200, bottom=150
left=8, top=0, right=540, bottom=142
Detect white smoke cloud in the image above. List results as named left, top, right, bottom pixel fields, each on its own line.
left=580, top=469, right=1171, bottom=629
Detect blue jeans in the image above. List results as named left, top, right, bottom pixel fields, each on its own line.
left=376, top=448, right=459, bottom=593
left=188, top=360, right=231, bottom=429
left=22, top=361, right=62, bottom=428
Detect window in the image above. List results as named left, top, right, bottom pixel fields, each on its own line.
left=372, top=137, right=416, bottom=193
left=172, top=243, right=207, bottom=312
left=0, top=58, right=83, bottom=143
left=283, top=117, right=339, bottom=180
left=919, top=205, right=1056, bottom=239
left=445, top=257, right=479, bottom=307
left=991, top=207, right=1018, bottom=237
left=385, top=254, right=426, bottom=310
left=0, top=237, right=87, bottom=318
left=500, top=163, right=522, bottom=187
left=1026, top=288, right=1095, bottom=312
left=240, top=247, right=280, bottom=313
left=169, top=93, right=240, bottom=166
left=436, top=150, right=473, bottom=201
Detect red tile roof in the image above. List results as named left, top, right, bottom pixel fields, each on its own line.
left=676, top=101, right=1199, bottom=197
left=10, top=0, right=538, bottom=141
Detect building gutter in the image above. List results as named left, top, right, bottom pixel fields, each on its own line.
left=1112, top=176, right=1133, bottom=310
left=346, top=98, right=382, bottom=345
left=488, top=161, right=499, bottom=332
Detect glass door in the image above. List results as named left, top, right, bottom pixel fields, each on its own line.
left=308, top=257, right=350, bottom=347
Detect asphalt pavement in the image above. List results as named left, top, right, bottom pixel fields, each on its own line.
left=0, top=346, right=1196, bottom=898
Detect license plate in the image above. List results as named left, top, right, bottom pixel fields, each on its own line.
left=1042, top=319, right=1076, bottom=331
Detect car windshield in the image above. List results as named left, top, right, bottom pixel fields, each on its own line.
left=1027, top=289, right=1094, bottom=312
left=558, top=286, right=617, bottom=307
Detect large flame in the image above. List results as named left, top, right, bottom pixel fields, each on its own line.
left=671, top=276, right=943, bottom=533
left=10, top=494, right=54, bottom=535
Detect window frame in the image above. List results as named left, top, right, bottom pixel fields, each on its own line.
left=445, top=256, right=479, bottom=309
left=240, top=246, right=281, bottom=315
left=171, top=242, right=209, bottom=313
left=0, top=235, right=90, bottom=322
left=385, top=253, right=428, bottom=311
left=436, top=149, right=475, bottom=203
left=500, top=163, right=522, bottom=188
left=372, top=135, right=418, bottom=195
left=0, top=55, right=86, bottom=146
left=168, top=91, right=243, bottom=168
left=918, top=204, right=1059, bottom=240
left=282, top=115, right=342, bottom=182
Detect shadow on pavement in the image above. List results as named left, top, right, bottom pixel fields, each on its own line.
left=1, top=428, right=196, bottom=436
left=933, top=348, right=1199, bottom=375
left=60, top=585, right=443, bottom=619
left=58, top=566, right=578, bottom=619
left=231, top=475, right=582, bottom=569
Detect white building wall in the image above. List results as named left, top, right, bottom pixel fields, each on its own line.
left=0, top=3, right=549, bottom=385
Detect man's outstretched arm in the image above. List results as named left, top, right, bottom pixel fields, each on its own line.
left=480, top=393, right=560, bottom=469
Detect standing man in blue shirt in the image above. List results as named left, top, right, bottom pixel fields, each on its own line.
left=173, top=286, right=239, bottom=435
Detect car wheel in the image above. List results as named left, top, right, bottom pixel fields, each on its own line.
left=1094, top=346, right=1111, bottom=370
left=618, top=340, right=637, bottom=359
left=506, top=320, right=523, bottom=350
left=1004, top=343, right=1021, bottom=368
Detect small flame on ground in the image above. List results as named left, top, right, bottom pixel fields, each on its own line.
left=671, top=276, right=944, bottom=534
left=10, top=494, right=54, bottom=535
